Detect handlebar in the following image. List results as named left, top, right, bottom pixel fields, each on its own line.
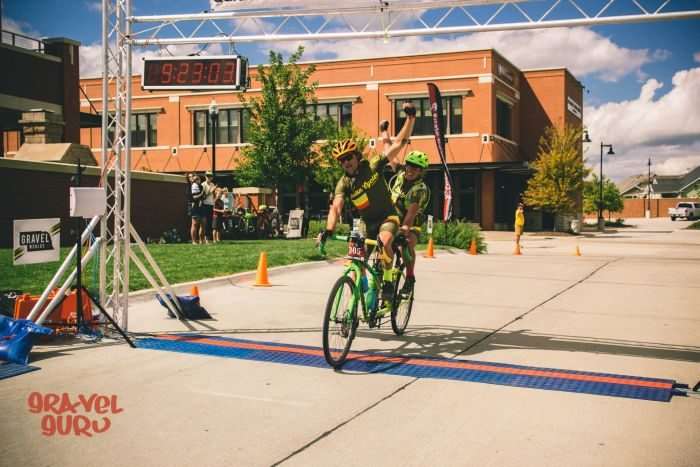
left=318, top=232, right=407, bottom=256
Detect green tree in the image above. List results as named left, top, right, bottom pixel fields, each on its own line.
left=236, top=46, right=330, bottom=210
left=583, top=174, right=624, bottom=218
left=523, top=125, right=589, bottom=218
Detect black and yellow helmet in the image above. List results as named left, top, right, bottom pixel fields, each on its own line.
left=332, top=139, right=359, bottom=160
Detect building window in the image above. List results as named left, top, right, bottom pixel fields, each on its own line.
left=394, top=96, right=462, bottom=136
left=306, top=102, right=353, bottom=127
left=130, top=113, right=158, bottom=147
left=496, top=98, right=512, bottom=140
left=194, top=108, right=250, bottom=145
left=106, top=112, right=158, bottom=147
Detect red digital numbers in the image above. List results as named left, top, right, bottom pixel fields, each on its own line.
left=144, top=57, right=245, bottom=88
left=176, top=63, right=189, bottom=84
left=222, top=62, right=235, bottom=83
left=207, top=63, right=221, bottom=84
left=192, top=62, right=203, bottom=84
left=161, top=63, right=173, bottom=84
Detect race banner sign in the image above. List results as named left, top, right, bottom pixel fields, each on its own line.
left=13, top=218, right=61, bottom=265
left=286, top=209, right=304, bottom=239
left=426, top=215, right=434, bottom=235
left=427, top=82, right=454, bottom=221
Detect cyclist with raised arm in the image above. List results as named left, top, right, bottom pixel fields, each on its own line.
left=377, top=118, right=432, bottom=296
left=317, top=102, right=416, bottom=301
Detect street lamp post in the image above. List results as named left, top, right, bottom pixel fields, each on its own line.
left=209, top=99, right=219, bottom=181
left=598, top=141, right=615, bottom=231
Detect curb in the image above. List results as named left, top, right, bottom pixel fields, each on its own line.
left=128, top=257, right=344, bottom=303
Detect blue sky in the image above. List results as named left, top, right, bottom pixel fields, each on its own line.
left=3, top=0, right=700, bottom=181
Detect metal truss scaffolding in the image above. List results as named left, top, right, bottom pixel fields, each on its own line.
left=101, top=0, right=700, bottom=328
left=128, top=0, right=700, bottom=45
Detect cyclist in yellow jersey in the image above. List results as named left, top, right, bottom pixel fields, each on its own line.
left=318, top=102, right=417, bottom=299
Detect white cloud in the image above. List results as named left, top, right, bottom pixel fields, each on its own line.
left=79, top=43, right=226, bottom=78
left=1, top=17, right=43, bottom=49
left=267, top=27, right=665, bottom=83
left=584, top=67, right=700, bottom=181
left=84, top=1, right=101, bottom=13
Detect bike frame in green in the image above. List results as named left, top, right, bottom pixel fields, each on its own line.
left=333, top=256, right=382, bottom=324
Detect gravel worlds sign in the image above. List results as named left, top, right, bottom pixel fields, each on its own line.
left=13, top=218, right=61, bottom=265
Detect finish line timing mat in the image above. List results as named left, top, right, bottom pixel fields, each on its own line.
left=138, top=334, right=677, bottom=402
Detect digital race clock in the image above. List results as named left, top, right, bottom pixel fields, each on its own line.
left=141, top=55, right=249, bottom=90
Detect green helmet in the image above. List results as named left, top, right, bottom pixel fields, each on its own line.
left=405, top=150, right=429, bottom=169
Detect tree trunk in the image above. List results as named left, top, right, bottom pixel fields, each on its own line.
left=303, top=176, right=311, bottom=214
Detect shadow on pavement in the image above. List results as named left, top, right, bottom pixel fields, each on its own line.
left=358, top=325, right=700, bottom=363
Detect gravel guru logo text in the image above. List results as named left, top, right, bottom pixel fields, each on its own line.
left=27, top=392, right=124, bottom=437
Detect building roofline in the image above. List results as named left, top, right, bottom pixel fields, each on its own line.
left=679, top=177, right=700, bottom=193
left=80, top=46, right=580, bottom=86
left=293, top=47, right=498, bottom=67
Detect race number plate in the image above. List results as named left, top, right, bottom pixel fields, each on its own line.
left=347, top=237, right=366, bottom=260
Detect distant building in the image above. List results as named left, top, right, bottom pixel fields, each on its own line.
left=4, top=48, right=584, bottom=229
left=0, top=31, right=101, bottom=153
left=619, top=165, right=700, bottom=199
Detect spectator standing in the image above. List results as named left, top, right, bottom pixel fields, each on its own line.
left=202, top=172, right=216, bottom=244
left=185, top=173, right=194, bottom=216
left=515, top=203, right=525, bottom=249
left=190, top=175, right=205, bottom=244
left=212, top=188, right=225, bottom=243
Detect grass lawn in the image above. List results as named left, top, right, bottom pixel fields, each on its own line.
left=1, top=239, right=348, bottom=295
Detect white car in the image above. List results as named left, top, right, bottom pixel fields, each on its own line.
left=669, top=202, right=700, bottom=221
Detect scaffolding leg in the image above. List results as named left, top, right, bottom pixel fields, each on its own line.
left=83, top=287, right=136, bottom=348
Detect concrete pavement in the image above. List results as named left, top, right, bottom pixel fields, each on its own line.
left=1, top=218, right=699, bottom=467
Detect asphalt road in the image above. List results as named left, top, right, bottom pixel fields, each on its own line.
left=2, top=218, right=699, bottom=467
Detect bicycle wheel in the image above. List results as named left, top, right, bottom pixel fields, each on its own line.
left=322, top=275, right=359, bottom=368
left=390, top=268, right=414, bottom=336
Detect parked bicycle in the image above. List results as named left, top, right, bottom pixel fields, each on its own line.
left=318, top=231, right=414, bottom=368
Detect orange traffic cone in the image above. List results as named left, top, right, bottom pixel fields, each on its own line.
left=575, top=245, right=582, bottom=256
left=469, top=238, right=477, bottom=255
left=190, top=285, right=200, bottom=297
left=254, top=251, right=272, bottom=287
left=424, top=237, right=435, bottom=258
left=514, top=243, right=522, bottom=256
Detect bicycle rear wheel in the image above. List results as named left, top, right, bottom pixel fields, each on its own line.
left=322, top=275, right=359, bottom=368
left=391, top=269, right=414, bottom=336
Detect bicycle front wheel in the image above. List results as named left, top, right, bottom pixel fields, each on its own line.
left=391, top=269, right=414, bottom=336
left=322, top=275, right=359, bottom=368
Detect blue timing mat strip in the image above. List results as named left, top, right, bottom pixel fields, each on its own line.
left=138, top=335, right=676, bottom=402
left=0, top=362, right=40, bottom=380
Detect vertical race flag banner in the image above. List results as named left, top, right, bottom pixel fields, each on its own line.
left=13, top=218, right=61, bottom=265
left=427, top=83, right=454, bottom=221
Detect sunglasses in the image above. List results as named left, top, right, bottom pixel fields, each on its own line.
left=338, top=154, right=354, bottom=163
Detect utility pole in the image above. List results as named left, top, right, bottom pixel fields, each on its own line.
left=209, top=100, right=219, bottom=181
left=598, top=142, right=615, bottom=231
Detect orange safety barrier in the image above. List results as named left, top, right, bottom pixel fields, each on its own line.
left=14, top=289, right=93, bottom=328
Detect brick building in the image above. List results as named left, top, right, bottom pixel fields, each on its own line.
left=5, top=48, right=584, bottom=230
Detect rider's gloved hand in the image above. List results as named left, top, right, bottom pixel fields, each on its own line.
left=316, top=229, right=333, bottom=247
left=379, top=120, right=389, bottom=132
left=403, top=102, right=416, bottom=117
